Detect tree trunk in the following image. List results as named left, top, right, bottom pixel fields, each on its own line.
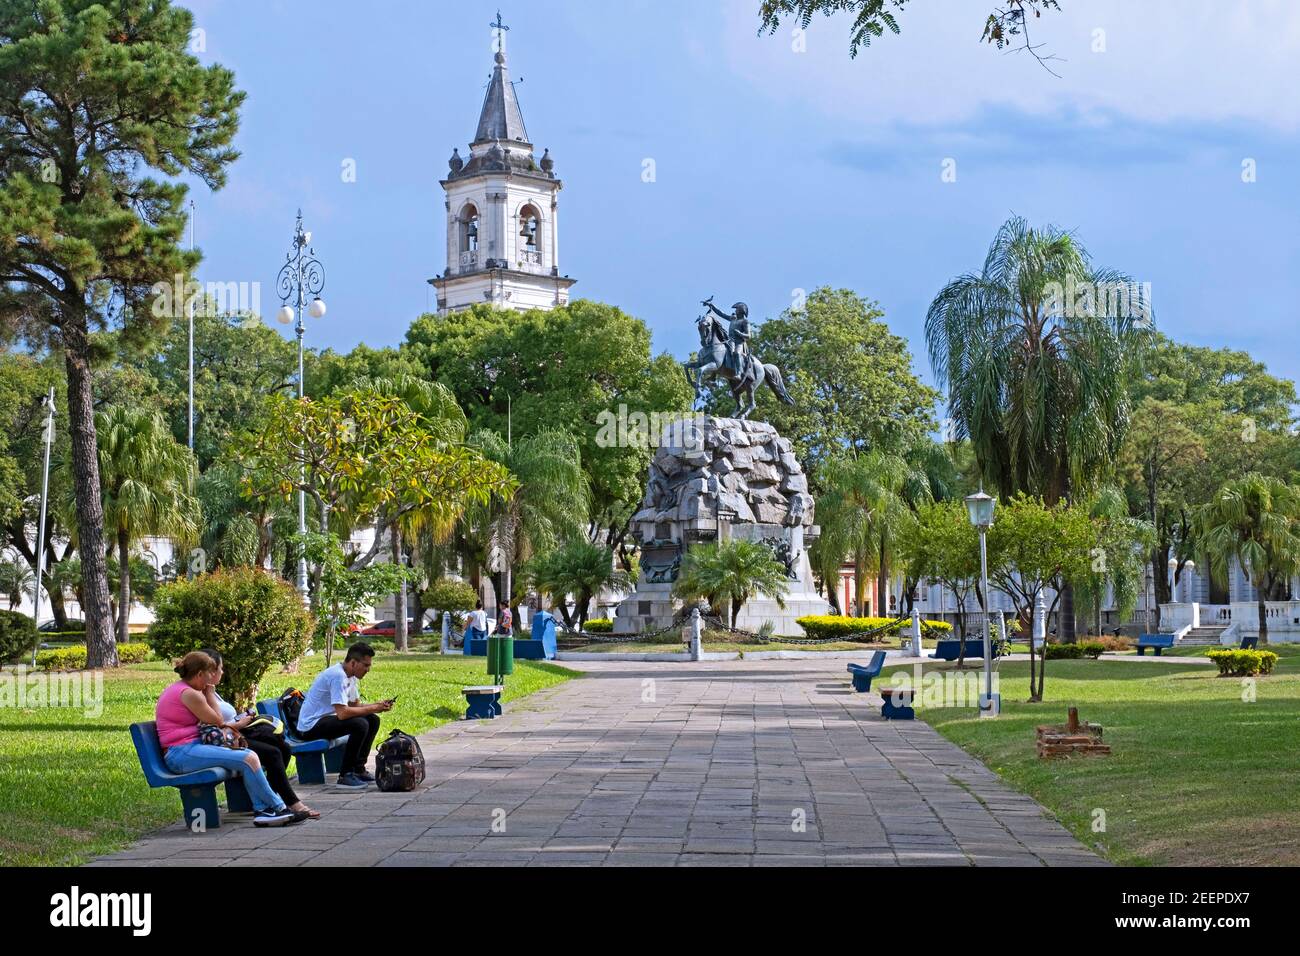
left=48, top=584, right=68, bottom=628
left=1061, top=583, right=1077, bottom=643
left=854, top=550, right=868, bottom=617
left=392, top=526, right=407, bottom=652
left=64, top=328, right=117, bottom=669
left=1258, top=596, right=1269, bottom=645
left=877, top=537, right=888, bottom=621
left=117, top=529, right=132, bottom=645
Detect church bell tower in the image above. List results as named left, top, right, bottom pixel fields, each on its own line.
left=430, top=16, right=576, bottom=314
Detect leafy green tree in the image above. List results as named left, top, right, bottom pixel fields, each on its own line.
left=93, top=404, right=200, bottom=642
left=704, top=288, right=938, bottom=478
left=147, top=566, right=312, bottom=708
left=926, top=215, right=1147, bottom=642
left=1195, top=474, right=1300, bottom=644
left=403, top=300, right=692, bottom=561
left=526, top=538, right=624, bottom=630
left=899, top=500, right=980, bottom=651
left=0, top=0, right=243, bottom=667
left=470, top=428, right=589, bottom=619
left=673, top=539, right=790, bottom=629
left=758, top=0, right=1062, bottom=62
left=1074, top=486, right=1156, bottom=638
left=986, top=494, right=1094, bottom=700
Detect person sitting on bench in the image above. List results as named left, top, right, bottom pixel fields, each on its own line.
left=202, top=648, right=319, bottom=820
left=296, top=642, right=393, bottom=790
left=155, top=651, right=303, bottom=827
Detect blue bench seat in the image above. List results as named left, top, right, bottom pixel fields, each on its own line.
left=877, top=684, right=916, bottom=720
left=255, top=700, right=348, bottom=785
left=846, top=650, right=887, bottom=692
left=130, top=721, right=251, bottom=830
left=931, top=638, right=998, bottom=661
left=1136, top=634, right=1175, bottom=656
left=1239, top=636, right=1258, bottom=650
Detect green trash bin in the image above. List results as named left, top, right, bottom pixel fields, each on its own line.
left=487, top=633, right=515, bottom=682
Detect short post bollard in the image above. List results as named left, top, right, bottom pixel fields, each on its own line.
left=441, top=610, right=451, bottom=655
left=690, top=607, right=702, bottom=661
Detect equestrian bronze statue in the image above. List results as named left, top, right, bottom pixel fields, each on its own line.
left=684, top=296, right=794, bottom=420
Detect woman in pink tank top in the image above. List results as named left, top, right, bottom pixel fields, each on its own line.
left=153, top=651, right=302, bottom=826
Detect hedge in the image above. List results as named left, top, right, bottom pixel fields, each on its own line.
left=35, top=643, right=152, bottom=671
left=1044, top=641, right=1106, bottom=660
left=1206, top=649, right=1279, bottom=677
left=0, top=609, right=37, bottom=663
left=583, top=618, right=614, bottom=633
left=796, top=615, right=954, bottom=641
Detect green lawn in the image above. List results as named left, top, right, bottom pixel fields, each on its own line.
left=892, top=645, right=1300, bottom=865
left=0, top=653, right=576, bottom=866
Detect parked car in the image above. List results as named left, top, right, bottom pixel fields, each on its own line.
left=37, top=619, right=85, bottom=633
left=359, top=618, right=424, bottom=637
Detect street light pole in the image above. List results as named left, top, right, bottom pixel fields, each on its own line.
left=30, top=387, right=55, bottom=666
left=964, top=487, right=998, bottom=718
left=276, top=210, right=327, bottom=598
left=187, top=199, right=195, bottom=452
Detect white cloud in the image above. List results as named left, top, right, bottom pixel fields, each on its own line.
left=722, top=0, right=1300, bottom=131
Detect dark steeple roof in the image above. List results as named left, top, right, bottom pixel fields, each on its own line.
left=473, top=49, right=529, bottom=146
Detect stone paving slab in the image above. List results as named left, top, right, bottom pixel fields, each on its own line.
left=87, top=659, right=1105, bottom=868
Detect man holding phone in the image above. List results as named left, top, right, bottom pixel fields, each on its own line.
left=296, top=642, right=393, bottom=789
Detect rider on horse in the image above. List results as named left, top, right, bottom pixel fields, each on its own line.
left=703, top=298, right=753, bottom=389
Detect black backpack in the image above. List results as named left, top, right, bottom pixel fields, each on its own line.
left=277, top=687, right=305, bottom=737
left=375, top=729, right=426, bottom=792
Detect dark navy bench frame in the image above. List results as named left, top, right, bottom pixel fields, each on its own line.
left=846, top=650, right=887, bottom=692
left=255, top=699, right=348, bottom=785
left=130, top=721, right=252, bottom=830
left=1136, top=634, right=1175, bottom=656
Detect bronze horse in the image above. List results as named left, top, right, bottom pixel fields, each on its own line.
left=684, top=311, right=794, bottom=420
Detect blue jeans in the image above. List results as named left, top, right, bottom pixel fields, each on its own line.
left=164, top=741, right=287, bottom=813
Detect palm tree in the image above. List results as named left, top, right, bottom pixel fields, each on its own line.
left=470, top=427, right=589, bottom=618
left=925, top=215, right=1147, bottom=642
left=673, top=539, right=790, bottom=629
left=95, top=405, right=201, bottom=643
left=0, top=556, right=34, bottom=610
left=1075, top=486, right=1156, bottom=637
left=815, top=450, right=914, bottom=618
left=1195, top=474, right=1300, bottom=645
left=527, top=538, right=625, bottom=630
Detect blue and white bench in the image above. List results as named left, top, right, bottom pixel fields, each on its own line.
left=255, top=699, right=348, bottom=785
left=846, top=650, right=887, bottom=692
left=129, top=721, right=252, bottom=830
left=1136, top=634, right=1175, bottom=656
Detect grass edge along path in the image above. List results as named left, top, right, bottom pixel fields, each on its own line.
left=0, top=653, right=576, bottom=867
left=887, top=647, right=1300, bottom=866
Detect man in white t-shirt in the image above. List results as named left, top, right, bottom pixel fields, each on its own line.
left=296, top=642, right=392, bottom=789
left=468, top=601, right=488, bottom=639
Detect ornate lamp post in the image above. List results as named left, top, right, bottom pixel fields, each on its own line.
left=276, top=211, right=327, bottom=597
left=964, top=487, right=998, bottom=717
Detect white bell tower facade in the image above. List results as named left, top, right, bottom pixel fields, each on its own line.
left=431, top=22, right=576, bottom=314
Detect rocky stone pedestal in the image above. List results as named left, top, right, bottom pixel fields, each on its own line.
left=613, top=416, right=831, bottom=637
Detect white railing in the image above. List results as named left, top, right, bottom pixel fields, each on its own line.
left=459, top=250, right=478, bottom=269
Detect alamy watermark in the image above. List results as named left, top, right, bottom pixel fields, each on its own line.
left=1044, top=276, right=1152, bottom=323
left=1, top=665, right=104, bottom=718
left=877, top=666, right=999, bottom=709
left=150, top=273, right=261, bottom=321
left=595, top=405, right=705, bottom=450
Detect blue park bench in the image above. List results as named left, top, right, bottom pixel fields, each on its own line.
left=255, top=699, right=349, bottom=785
left=846, top=651, right=888, bottom=692
left=931, top=638, right=999, bottom=661
left=1240, top=636, right=1258, bottom=650
left=130, top=721, right=252, bottom=830
left=1136, top=634, right=1176, bottom=656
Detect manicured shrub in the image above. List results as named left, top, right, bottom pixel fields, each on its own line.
left=35, top=642, right=152, bottom=670
left=426, top=577, right=478, bottom=617
left=583, top=618, right=614, bottom=633
left=1044, top=641, right=1105, bottom=659
left=148, top=567, right=313, bottom=708
left=1207, top=649, right=1279, bottom=677
left=0, top=609, right=37, bottom=663
left=797, top=615, right=953, bottom=641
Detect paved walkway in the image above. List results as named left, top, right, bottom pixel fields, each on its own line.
left=88, top=660, right=1105, bottom=867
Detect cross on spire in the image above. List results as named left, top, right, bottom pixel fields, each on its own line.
left=491, top=11, right=509, bottom=34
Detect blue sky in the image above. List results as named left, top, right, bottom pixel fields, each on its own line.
left=182, top=0, right=1300, bottom=389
